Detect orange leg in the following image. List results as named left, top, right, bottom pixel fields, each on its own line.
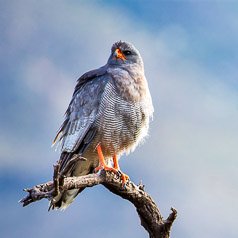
left=95, top=145, right=129, bottom=187
left=94, top=145, right=118, bottom=174
left=113, top=155, right=120, bottom=170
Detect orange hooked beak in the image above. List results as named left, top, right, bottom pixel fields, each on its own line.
left=113, top=49, right=126, bottom=60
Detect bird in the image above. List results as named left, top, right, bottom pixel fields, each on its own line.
left=50, top=41, right=154, bottom=210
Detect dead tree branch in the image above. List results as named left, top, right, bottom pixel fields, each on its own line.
left=20, top=162, right=177, bottom=238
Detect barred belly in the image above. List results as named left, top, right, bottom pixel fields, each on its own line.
left=93, top=81, right=148, bottom=158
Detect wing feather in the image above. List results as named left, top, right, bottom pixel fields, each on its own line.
left=53, top=66, right=107, bottom=153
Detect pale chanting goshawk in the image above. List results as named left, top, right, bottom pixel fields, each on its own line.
left=50, top=41, right=154, bottom=210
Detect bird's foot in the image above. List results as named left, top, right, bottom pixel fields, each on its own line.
left=117, top=170, right=130, bottom=187
left=94, top=166, right=129, bottom=187
left=94, top=165, right=118, bottom=174
left=95, top=145, right=129, bottom=187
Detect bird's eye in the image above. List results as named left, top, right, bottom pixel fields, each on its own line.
left=123, top=50, right=132, bottom=56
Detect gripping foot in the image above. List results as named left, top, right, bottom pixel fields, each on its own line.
left=95, top=145, right=129, bottom=187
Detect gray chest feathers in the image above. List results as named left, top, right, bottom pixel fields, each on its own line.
left=93, top=82, right=151, bottom=157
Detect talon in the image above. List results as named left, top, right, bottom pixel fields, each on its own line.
left=117, top=170, right=122, bottom=177
left=120, top=172, right=128, bottom=187
left=117, top=170, right=129, bottom=186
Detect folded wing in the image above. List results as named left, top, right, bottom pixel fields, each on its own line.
left=52, top=66, right=107, bottom=170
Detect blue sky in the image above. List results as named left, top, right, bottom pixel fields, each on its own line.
left=0, top=1, right=238, bottom=237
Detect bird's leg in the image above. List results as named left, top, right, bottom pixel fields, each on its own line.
left=113, top=155, right=130, bottom=186
left=112, top=155, right=120, bottom=170
left=94, top=145, right=118, bottom=174
left=94, top=145, right=129, bottom=187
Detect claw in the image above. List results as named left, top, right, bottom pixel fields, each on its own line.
left=117, top=170, right=122, bottom=177
left=122, top=183, right=126, bottom=189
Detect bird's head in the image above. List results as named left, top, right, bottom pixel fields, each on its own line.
left=107, top=41, right=144, bottom=69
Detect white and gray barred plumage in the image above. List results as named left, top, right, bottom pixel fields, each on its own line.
left=50, top=41, right=154, bottom=210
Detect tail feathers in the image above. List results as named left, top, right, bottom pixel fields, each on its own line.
left=49, top=188, right=85, bottom=211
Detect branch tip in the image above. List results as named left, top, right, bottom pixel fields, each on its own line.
left=165, top=207, right=178, bottom=225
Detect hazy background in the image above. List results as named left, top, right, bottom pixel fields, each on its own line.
left=1, top=1, right=238, bottom=237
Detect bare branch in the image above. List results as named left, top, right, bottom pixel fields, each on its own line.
left=20, top=163, right=177, bottom=238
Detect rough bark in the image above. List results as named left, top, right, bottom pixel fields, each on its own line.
left=20, top=162, right=177, bottom=238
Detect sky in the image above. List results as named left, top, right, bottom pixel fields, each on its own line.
left=0, top=0, right=238, bottom=237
